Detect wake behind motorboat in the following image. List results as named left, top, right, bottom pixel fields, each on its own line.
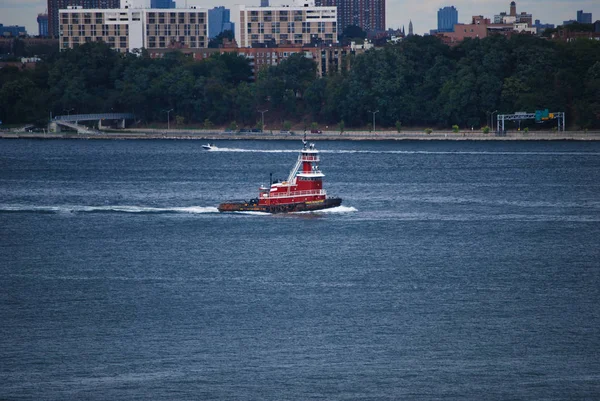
left=218, top=141, right=342, bottom=213
left=202, top=143, right=216, bottom=150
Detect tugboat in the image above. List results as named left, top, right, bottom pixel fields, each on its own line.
left=218, top=140, right=342, bottom=213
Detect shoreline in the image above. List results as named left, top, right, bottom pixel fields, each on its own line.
left=1, top=128, right=599, bottom=141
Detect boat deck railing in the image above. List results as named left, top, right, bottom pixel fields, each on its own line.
left=268, top=189, right=326, bottom=199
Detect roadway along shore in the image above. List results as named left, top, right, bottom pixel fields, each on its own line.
left=2, top=128, right=600, bottom=141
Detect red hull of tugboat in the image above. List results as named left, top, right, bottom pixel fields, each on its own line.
left=218, top=140, right=342, bottom=214
left=218, top=197, right=342, bottom=213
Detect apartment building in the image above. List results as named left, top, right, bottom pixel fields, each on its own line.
left=48, top=0, right=120, bottom=38
left=59, top=6, right=208, bottom=52
left=147, top=42, right=365, bottom=79
left=233, top=1, right=337, bottom=48
left=318, top=0, right=385, bottom=35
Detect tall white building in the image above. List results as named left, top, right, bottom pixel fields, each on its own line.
left=232, top=0, right=337, bottom=48
left=59, top=5, right=208, bottom=52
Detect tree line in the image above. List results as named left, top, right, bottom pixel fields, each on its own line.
left=1, top=34, right=599, bottom=130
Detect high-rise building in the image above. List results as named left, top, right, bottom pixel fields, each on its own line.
left=59, top=7, right=208, bottom=52
left=151, top=0, right=175, bottom=8
left=260, top=0, right=269, bottom=7
left=408, top=20, right=413, bottom=36
left=233, top=1, right=338, bottom=48
left=437, top=6, right=458, bottom=33
left=576, top=10, right=592, bottom=24
left=38, top=13, right=49, bottom=36
left=318, top=0, right=385, bottom=34
left=48, top=0, right=120, bottom=38
left=533, top=19, right=554, bottom=34
left=208, top=6, right=234, bottom=39
left=0, top=24, right=27, bottom=37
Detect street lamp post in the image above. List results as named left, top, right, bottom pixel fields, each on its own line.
left=258, top=109, right=268, bottom=133
left=64, top=108, right=74, bottom=117
left=368, top=110, right=379, bottom=132
left=162, top=108, right=174, bottom=130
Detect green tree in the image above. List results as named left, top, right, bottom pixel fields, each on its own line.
left=395, top=120, right=402, bottom=132
left=340, top=25, right=367, bottom=42
left=208, top=30, right=234, bottom=48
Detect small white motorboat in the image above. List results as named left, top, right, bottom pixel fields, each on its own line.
left=202, top=143, right=216, bottom=150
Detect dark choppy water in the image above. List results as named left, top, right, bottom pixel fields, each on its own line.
left=1, top=139, right=600, bottom=400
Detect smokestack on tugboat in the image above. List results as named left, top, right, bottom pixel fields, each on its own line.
left=218, top=141, right=342, bottom=213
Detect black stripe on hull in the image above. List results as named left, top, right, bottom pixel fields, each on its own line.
left=218, top=198, right=342, bottom=214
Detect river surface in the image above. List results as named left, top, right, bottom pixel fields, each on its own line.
left=1, top=139, right=600, bottom=400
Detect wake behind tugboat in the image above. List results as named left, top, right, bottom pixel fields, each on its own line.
left=218, top=141, right=342, bottom=213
